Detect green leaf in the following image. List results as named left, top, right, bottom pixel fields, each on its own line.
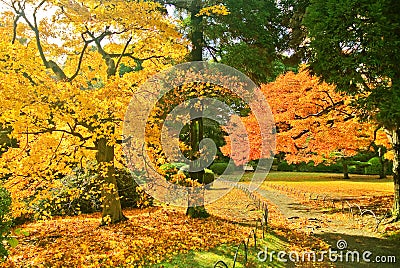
left=22, top=230, right=30, bottom=236
left=8, top=237, right=19, bottom=248
left=13, top=228, right=29, bottom=236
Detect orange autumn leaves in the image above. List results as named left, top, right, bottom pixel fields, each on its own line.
left=222, top=68, right=389, bottom=165
left=2, top=207, right=251, bottom=267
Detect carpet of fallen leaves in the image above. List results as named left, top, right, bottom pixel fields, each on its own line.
left=264, top=173, right=393, bottom=196
left=2, top=207, right=253, bottom=268
left=258, top=173, right=395, bottom=233
left=262, top=173, right=394, bottom=214
left=250, top=190, right=330, bottom=253
left=2, top=185, right=332, bottom=268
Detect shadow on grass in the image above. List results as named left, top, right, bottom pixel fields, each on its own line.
left=152, top=224, right=292, bottom=268
left=314, top=232, right=399, bottom=268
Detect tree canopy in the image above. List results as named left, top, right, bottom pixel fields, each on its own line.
left=303, top=0, right=400, bottom=218
left=0, top=0, right=186, bottom=222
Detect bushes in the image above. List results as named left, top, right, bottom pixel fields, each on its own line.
left=277, top=160, right=345, bottom=173
left=50, top=168, right=102, bottom=215
left=116, top=169, right=154, bottom=209
left=160, top=163, right=215, bottom=185
left=209, top=162, right=243, bottom=174
left=312, top=163, right=344, bottom=173
left=277, top=161, right=294, bottom=171
left=29, top=167, right=153, bottom=218
left=209, top=162, right=228, bottom=175
left=203, top=169, right=215, bottom=185
left=0, top=187, right=12, bottom=260
left=159, top=163, right=186, bottom=180
left=365, top=157, right=382, bottom=175
left=271, top=158, right=394, bottom=176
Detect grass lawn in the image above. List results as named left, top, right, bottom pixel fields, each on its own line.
left=240, top=171, right=394, bottom=197
left=154, top=232, right=288, bottom=268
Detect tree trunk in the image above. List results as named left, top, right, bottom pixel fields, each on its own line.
left=391, top=128, right=400, bottom=220
left=187, top=109, right=208, bottom=218
left=96, top=137, right=126, bottom=225
left=378, top=154, right=387, bottom=179
left=185, top=1, right=209, bottom=218
left=342, top=161, right=350, bottom=179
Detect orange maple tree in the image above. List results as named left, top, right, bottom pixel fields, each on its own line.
left=222, top=68, right=390, bottom=177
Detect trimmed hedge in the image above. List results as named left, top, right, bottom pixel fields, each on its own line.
left=277, top=161, right=345, bottom=173
left=209, top=162, right=228, bottom=175
left=203, top=169, right=215, bottom=185
left=365, top=157, right=382, bottom=175
left=277, top=161, right=294, bottom=172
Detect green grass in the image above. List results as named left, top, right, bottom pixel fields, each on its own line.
left=240, top=171, right=392, bottom=182
left=152, top=230, right=288, bottom=268
left=236, top=171, right=393, bottom=197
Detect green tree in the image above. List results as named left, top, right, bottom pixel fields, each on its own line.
left=156, top=0, right=295, bottom=217
left=304, top=0, right=400, bottom=220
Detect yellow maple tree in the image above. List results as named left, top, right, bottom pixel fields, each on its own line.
left=0, top=0, right=187, bottom=223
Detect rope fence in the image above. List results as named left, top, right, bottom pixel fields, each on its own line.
left=263, top=182, right=391, bottom=232
left=213, top=181, right=269, bottom=268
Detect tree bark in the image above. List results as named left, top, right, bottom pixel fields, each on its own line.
left=187, top=108, right=208, bottom=218
left=391, top=128, right=400, bottom=220
left=96, top=136, right=126, bottom=225
left=378, top=154, right=387, bottom=179
left=342, top=161, right=350, bottom=179
left=185, top=1, right=209, bottom=218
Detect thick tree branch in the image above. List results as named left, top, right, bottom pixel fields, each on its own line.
left=13, top=0, right=74, bottom=81
left=85, top=27, right=117, bottom=77
left=109, top=54, right=166, bottom=62
left=11, top=14, right=21, bottom=44
left=68, top=39, right=89, bottom=81
left=295, top=100, right=344, bottom=120
left=206, top=45, right=219, bottom=62
left=116, top=136, right=132, bottom=145
left=21, top=128, right=91, bottom=142
left=292, top=129, right=310, bottom=140
left=115, top=37, right=132, bottom=72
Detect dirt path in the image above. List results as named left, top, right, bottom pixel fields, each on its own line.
left=253, top=186, right=400, bottom=267
left=216, top=180, right=399, bottom=267
left=254, top=187, right=376, bottom=237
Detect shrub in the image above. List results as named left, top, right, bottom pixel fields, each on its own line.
left=295, top=162, right=312, bottom=172
left=248, top=160, right=258, bottom=169
left=160, top=163, right=215, bottom=186
left=159, top=163, right=179, bottom=180
left=365, top=157, right=382, bottom=175
left=116, top=169, right=153, bottom=209
left=159, top=163, right=188, bottom=180
left=0, top=187, right=12, bottom=260
left=203, top=169, right=215, bottom=185
left=277, top=161, right=294, bottom=171
left=30, top=167, right=153, bottom=218
left=312, top=163, right=343, bottom=173
left=209, top=162, right=228, bottom=175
